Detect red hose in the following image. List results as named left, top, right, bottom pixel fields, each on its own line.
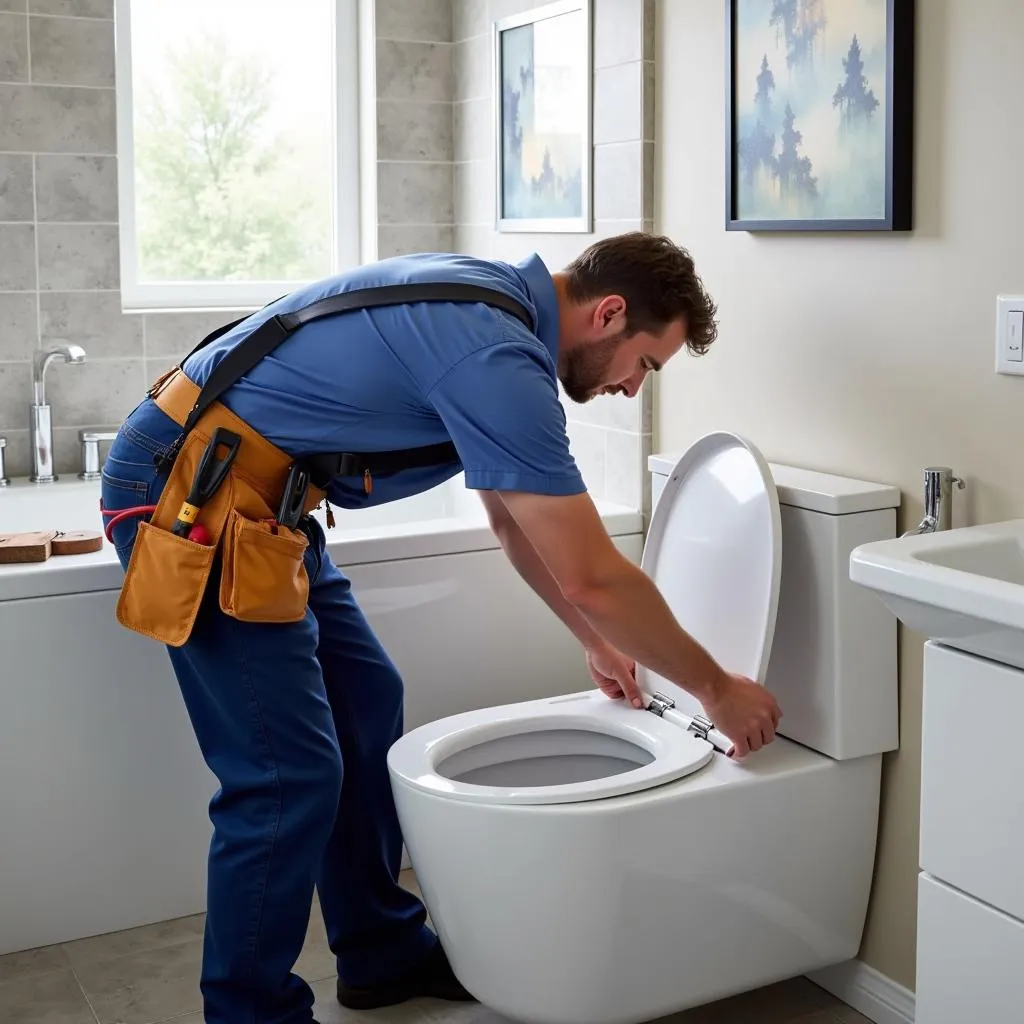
left=100, top=503, right=158, bottom=544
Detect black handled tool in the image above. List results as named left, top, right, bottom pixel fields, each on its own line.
left=276, top=463, right=310, bottom=530
left=171, top=427, right=242, bottom=536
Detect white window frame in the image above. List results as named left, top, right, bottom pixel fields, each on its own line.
left=112, top=0, right=363, bottom=312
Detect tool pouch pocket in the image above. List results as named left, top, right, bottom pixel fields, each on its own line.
left=114, top=430, right=230, bottom=648
left=116, top=521, right=217, bottom=647
left=219, top=509, right=309, bottom=623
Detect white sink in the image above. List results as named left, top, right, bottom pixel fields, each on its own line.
left=850, top=519, right=1024, bottom=670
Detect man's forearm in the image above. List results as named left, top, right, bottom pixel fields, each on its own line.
left=492, top=519, right=604, bottom=650
left=569, top=556, right=727, bottom=706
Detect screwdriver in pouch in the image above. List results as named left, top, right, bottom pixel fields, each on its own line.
left=171, top=427, right=242, bottom=537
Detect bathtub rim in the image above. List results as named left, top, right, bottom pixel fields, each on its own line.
left=0, top=480, right=644, bottom=603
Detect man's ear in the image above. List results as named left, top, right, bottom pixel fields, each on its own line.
left=593, top=294, right=626, bottom=332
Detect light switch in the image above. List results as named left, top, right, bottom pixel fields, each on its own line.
left=1008, top=310, right=1024, bottom=361
left=996, top=296, right=1024, bottom=375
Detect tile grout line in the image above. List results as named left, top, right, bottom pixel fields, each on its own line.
left=23, top=4, right=30, bottom=82
left=69, top=964, right=102, bottom=1024
left=376, top=97, right=453, bottom=107
left=0, top=152, right=116, bottom=158
left=377, top=36, right=453, bottom=46
left=0, top=79, right=115, bottom=90
left=377, top=159, right=453, bottom=167
left=24, top=12, right=113, bottom=22
left=148, top=1011, right=203, bottom=1024
left=31, top=150, right=40, bottom=353
left=1, top=221, right=119, bottom=227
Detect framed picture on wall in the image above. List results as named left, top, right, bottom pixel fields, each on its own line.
left=493, top=0, right=593, bottom=233
left=726, top=0, right=915, bottom=232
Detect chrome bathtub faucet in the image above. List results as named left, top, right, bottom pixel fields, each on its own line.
left=30, top=344, right=87, bottom=483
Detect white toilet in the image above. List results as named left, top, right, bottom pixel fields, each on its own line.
left=387, top=432, right=901, bottom=1024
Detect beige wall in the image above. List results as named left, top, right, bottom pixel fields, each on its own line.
left=654, top=0, right=1024, bottom=992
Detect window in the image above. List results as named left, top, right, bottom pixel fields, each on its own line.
left=113, top=0, right=360, bottom=311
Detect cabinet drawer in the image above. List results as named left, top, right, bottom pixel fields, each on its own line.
left=921, top=642, right=1024, bottom=918
left=917, top=873, right=1024, bottom=1024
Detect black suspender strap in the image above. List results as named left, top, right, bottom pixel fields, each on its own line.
left=161, top=282, right=536, bottom=486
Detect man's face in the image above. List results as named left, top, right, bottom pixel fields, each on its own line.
left=558, top=300, right=685, bottom=404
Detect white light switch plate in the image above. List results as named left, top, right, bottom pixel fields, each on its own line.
left=996, top=295, right=1024, bottom=375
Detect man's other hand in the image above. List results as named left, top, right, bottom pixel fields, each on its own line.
left=585, top=642, right=643, bottom=708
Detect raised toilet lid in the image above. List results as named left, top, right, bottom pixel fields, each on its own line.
left=638, top=431, right=783, bottom=721
left=387, top=431, right=783, bottom=806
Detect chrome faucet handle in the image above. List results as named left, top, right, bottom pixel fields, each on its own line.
left=0, top=436, right=10, bottom=487
left=78, top=428, right=118, bottom=481
left=903, top=466, right=965, bottom=537
left=925, top=466, right=965, bottom=532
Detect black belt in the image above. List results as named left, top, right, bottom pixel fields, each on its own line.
left=156, top=281, right=536, bottom=489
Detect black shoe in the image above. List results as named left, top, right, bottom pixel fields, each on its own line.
left=336, top=942, right=476, bottom=1010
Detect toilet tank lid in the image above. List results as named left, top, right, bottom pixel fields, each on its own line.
left=648, top=453, right=901, bottom=516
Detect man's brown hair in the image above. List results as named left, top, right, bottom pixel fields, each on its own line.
left=562, top=232, right=718, bottom=356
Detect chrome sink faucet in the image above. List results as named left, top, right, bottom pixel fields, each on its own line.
left=902, top=466, right=965, bottom=537
left=30, top=344, right=86, bottom=483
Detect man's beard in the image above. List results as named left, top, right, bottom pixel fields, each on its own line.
left=558, top=333, right=628, bottom=404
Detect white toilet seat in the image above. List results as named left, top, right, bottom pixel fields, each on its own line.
left=389, top=430, right=783, bottom=808
left=387, top=690, right=714, bottom=805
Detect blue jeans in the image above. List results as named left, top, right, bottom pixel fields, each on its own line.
left=101, top=397, right=435, bottom=1024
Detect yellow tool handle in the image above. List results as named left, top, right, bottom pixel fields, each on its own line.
left=171, top=501, right=201, bottom=536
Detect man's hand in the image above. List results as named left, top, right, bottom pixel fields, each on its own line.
left=585, top=642, right=643, bottom=708
left=703, top=672, right=782, bottom=759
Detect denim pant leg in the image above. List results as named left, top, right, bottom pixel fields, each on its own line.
left=163, top=551, right=342, bottom=1024
left=307, top=544, right=435, bottom=988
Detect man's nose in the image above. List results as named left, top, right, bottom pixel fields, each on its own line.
left=621, top=372, right=646, bottom=398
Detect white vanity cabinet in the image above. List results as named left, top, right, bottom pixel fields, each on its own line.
left=915, top=641, right=1024, bottom=1022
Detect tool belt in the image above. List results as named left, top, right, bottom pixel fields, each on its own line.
left=113, top=280, right=535, bottom=648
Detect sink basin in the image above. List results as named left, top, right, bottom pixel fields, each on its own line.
left=850, top=519, right=1024, bottom=670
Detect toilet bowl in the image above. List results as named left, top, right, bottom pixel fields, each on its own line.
left=387, top=432, right=900, bottom=1024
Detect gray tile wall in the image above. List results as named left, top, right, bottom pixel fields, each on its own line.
left=0, top=1, right=457, bottom=478
left=0, top=3, right=148, bottom=478
left=451, top=0, right=656, bottom=513
left=373, top=0, right=455, bottom=259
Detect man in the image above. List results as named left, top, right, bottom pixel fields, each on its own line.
left=100, top=232, right=781, bottom=1024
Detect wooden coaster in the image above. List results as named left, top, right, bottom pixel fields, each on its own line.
left=0, top=531, right=57, bottom=564
left=51, top=530, right=104, bottom=556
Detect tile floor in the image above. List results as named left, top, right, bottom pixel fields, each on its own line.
left=1, top=871, right=872, bottom=1024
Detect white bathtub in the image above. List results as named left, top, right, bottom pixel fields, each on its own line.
left=0, top=473, right=643, bottom=954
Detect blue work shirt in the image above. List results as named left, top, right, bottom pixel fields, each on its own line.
left=181, top=252, right=586, bottom=509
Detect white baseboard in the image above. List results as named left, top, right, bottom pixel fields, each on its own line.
left=808, top=959, right=915, bottom=1024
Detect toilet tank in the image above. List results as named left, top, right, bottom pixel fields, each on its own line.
left=648, top=453, right=901, bottom=761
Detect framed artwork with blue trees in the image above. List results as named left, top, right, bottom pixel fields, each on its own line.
left=726, top=0, right=914, bottom=232
left=494, top=0, right=592, bottom=233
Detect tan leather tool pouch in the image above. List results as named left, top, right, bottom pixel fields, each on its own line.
left=115, top=431, right=231, bottom=647
left=114, top=375, right=325, bottom=644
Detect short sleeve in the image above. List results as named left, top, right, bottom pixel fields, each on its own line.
left=427, top=333, right=586, bottom=496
